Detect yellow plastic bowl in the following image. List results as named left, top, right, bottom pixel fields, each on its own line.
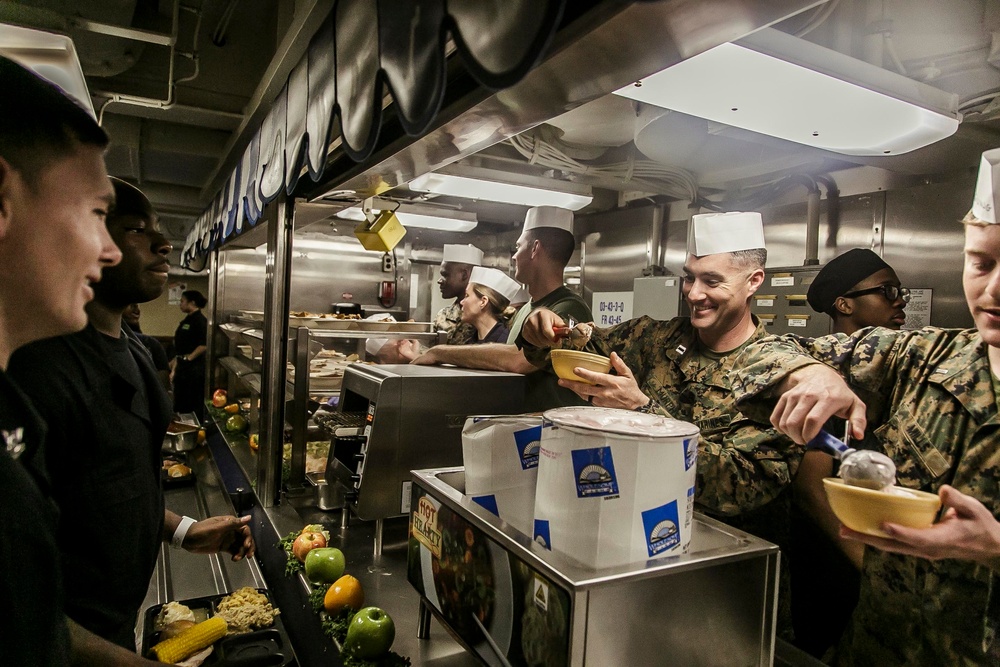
left=823, top=478, right=941, bottom=537
left=550, top=349, right=612, bottom=384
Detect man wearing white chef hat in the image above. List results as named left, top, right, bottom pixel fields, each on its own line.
left=521, top=209, right=801, bottom=636
left=433, top=243, right=484, bottom=345
left=731, top=148, right=1000, bottom=665
left=520, top=210, right=797, bottom=517
left=412, top=206, right=592, bottom=411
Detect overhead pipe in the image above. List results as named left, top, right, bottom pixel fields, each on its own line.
left=814, top=175, right=841, bottom=251
left=95, top=2, right=207, bottom=125
left=782, top=175, right=821, bottom=265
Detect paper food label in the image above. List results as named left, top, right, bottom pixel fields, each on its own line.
left=472, top=494, right=499, bottom=516
left=571, top=446, right=619, bottom=498
left=411, top=496, right=442, bottom=558
left=533, top=519, right=551, bottom=550
left=683, top=437, right=697, bottom=471
left=514, top=424, right=542, bottom=470
left=641, top=500, right=681, bottom=557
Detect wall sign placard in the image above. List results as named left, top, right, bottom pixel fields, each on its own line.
left=592, top=291, right=633, bottom=327
left=903, top=288, right=932, bottom=329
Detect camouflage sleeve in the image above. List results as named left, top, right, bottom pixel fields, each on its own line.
left=732, top=327, right=908, bottom=424
left=694, top=421, right=802, bottom=515
left=445, top=322, right=477, bottom=345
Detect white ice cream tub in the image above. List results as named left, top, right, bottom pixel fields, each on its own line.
left=462, top=415, right=547, bottom=536
left=532, top=407, right=699, bottom=569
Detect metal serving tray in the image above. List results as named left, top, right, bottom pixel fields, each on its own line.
left=141, top=590, right=292, bottom=666
left=409, top=467, right=780, bottom=667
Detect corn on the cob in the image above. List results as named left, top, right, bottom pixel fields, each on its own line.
left=149, top=615, right=227, bottom=663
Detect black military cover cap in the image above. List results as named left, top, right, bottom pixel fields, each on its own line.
left=807, top=248, right=891, bottom=313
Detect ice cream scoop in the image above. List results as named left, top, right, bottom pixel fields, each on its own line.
left=806, top=429, right=897, bottom=490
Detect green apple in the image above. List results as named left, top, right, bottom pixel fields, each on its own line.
left=343, top=606, right=395, bottom=659
left=304, top=547, right=345, bottom=584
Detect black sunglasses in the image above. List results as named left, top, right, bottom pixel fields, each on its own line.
left=841, top=285, right=911, bottom=303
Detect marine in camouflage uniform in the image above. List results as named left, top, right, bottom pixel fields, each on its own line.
left=732, top=326, right=1000, bottom=666
left=433, top=301, right=476, bottom=345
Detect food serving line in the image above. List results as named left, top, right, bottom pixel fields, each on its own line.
left=139, top=364, right=828, bottom=666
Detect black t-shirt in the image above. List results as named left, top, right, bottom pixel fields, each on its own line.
left=0, top=369, right=70, bottom=665
left=475, top=321, right=510, bottom=344
left=174, top=310, right=207, bottom=357
left=8, top=325, right=170, bottom=647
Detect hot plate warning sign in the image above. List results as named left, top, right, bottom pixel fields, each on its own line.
left=412, top=496, right=442, bottom=557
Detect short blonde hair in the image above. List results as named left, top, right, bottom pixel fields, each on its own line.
left=962, top=209, right=990, bottom=227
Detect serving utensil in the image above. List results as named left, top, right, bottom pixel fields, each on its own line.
left=806, top=427, right=897, bottom=490
left=553, top=316, right=588, bottom=343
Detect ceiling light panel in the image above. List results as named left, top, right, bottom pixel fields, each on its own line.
left=409, top=172, right=593, bottom=210
left=615, top=30, right=960, bottom=157
left=335, top=205, right=478, bottom=232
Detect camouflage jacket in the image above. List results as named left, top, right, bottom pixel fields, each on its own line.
left=732, top=326, right=1000, bottom=666
left=523, top=315, right=801, bottom=517
left=433, top=302, right=475, bottom=345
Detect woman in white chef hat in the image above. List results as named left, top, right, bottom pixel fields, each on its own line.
left=460, top=266, right=523, bottom=344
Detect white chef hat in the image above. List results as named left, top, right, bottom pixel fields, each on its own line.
left=442, top=243, right=484, bottom=265
left=469, top=266, right=522, bottom=302
left=522, top=206, right=573, bottom=234
left=510, top=285, right=530, bottom=305
left=365, top=337, right=387, bottom=355
left=972, top=148, right=1000, bottom=224
left=687, top=211, right=765, bottom=256
left=363, top=313, right=396, bottom=355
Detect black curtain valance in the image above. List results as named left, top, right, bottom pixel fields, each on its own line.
left=183, top=0, right=566, bottom=264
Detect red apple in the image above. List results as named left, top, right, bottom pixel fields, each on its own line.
left=292, top=531, right=327, bottom=562
left=211, top=390, right=228, bottom=408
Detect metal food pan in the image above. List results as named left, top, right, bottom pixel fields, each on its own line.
left=163, top=421, right=200, bottom=453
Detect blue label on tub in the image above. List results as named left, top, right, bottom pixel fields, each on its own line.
left=641, top=500, right=681, bottom=556
left=683, top=437, right=697, bottom=471
left=514, top=424, right=542, bottom=470
left=533, top=519, right=551, bottom=549
left=571, top=446, right=619, bottom=498
left=472, top=494, right=499, bottom=516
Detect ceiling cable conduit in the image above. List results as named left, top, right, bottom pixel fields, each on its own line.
left=95, top=1, right=205, bottom=125
left=507, top=131, right=700, bottom=202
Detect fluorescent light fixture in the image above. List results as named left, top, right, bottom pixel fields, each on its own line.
left=336, top=204, right=478, bottom=232
left=614, top=28, right=960, bottom=156
left=410, top=166, right=593, bottom=210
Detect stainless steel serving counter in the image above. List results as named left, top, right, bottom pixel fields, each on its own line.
left=147, top=418, right=825, bottom=666
left=161, top=417, right=478, bottom=666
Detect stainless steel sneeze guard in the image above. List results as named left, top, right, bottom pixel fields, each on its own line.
left=409, top=467, right=780, bottom=667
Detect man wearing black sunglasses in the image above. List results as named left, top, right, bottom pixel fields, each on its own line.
left=808, top=248, right=909, bottom=335
left=790, top=248, right=909, bottom=657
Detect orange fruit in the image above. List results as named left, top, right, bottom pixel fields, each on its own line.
left=196, top=429, right=206, bottom=444
left=224, top=403, right=240, bottom=414
left=323, top=574, right=364, bottom=615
